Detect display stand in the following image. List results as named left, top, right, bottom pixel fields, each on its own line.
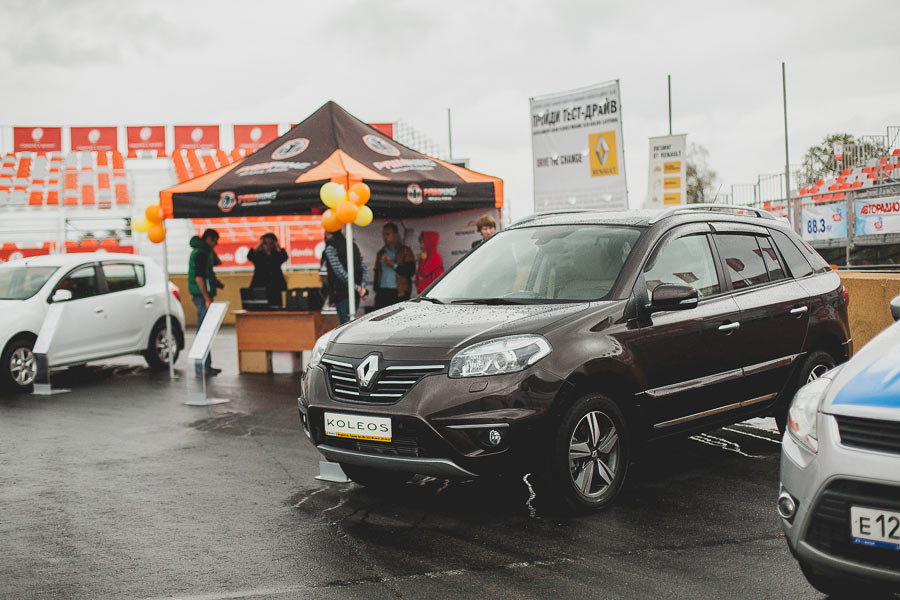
left=185, top=301, right=230, bottom=406
left=32, top=303, right=70, bottom=396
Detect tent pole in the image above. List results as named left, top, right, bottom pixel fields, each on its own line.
left=346, top=224, right=356, bottom=319
left=162, top=233, right=175, bottom=380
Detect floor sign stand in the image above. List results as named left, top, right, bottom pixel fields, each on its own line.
left=32, top=303, right=70, bottom=396
left=185, top=301, right=230, bottom=406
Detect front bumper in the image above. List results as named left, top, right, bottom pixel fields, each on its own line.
left=298, top=359, right=565, bottom=478
left=780, top=413, right=900, bottom=587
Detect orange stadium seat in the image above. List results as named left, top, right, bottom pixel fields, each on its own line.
left=215, top=149, right=229, bottom=166
left=186, top=150, right=203, bottom=178
left=80, top=239, right=99, bottom=249
left=28, top=191, right=43, bottom=206
left=202, top=154, right=217, bottom=173
left=114, top=184, right=130, bottom=204
left=46, top=190, right=59, bottom=205
left=100, top=238, right=118, bottom=248
left=81, top=185, right=95, bottom=205
left=96, top=152, right=108, bottom=168
left=112, top=152, right=125, bottom=170
left=97, top=172, right=110, bottom=189
left=230, top=149, right=242, bottom=162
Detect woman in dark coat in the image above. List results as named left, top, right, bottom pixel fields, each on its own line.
left=248, top=233, right=288, bottom=307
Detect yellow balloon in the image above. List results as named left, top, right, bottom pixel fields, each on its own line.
left=320, top=182, right=346, bottom=209
left=335, top=200, right=358, bottom=224
left=354, top=204, right=373, bottom=227
left=147, top=223, right=166, bottom=244
left=349, top=182, right=370, bottom=206
left=132, top=217, right=150, bottom=233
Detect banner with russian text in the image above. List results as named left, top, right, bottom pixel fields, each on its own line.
left=801, top=202, right=847, bottom=241
left=645, top=134, right=686, bottom=208
left=71, top=126, right=118, bottom=152
left=173, top=125, right=220, bottom=150
left=854, top=197, right=900, bottom=236
left=127, top=126, right=166, bottom=155
left=13, top=127, right=62, bottom=153
left=233, top=124, right=279, bottom=151
left=530, top=81, right=627, bottom=212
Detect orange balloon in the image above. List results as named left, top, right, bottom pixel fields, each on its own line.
left=145, top=204, right=165, bottom=224
left=321, top=209, right=342, bottom=232
left=349, top=182, right=370, bottom=206
left=335, top=200, right=359, bottom=224
left=147, top=223, right=166, bottom=244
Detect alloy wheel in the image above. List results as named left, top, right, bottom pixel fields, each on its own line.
left=155, top=329, right=172, bottom=362
left=10, top=347, right=36, bottom=386
left=568, top=411, right=620, bottom=499
left=807, top=364, right=831, bottom=383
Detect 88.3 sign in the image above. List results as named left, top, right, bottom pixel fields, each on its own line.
left=801, top=204, right=847, bottom=241
left=806, top=217, right=827, bottom=235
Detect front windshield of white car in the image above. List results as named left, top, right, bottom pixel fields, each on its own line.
left=423, top=225, right=642, bottom=304
left=0, top=266, right=59, bottom=300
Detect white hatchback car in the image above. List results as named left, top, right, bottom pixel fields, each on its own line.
left=0, top=252, right=185, bottom=391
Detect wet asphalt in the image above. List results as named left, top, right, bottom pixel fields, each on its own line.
left=0, top=328, right=830, bottom=599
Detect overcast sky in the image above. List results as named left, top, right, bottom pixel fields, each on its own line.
left=2, top=0, right=898, bottom=221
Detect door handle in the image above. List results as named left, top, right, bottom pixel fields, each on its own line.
left=789, top=306, right=808, bottom=316
left=718, top=322, right=740, bottom=333
left=94, top=307, right=105, bottom=315
left=144, top=299, right=155, bottom=307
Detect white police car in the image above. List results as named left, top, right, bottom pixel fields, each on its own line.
left=779, top=295, right=900, bottom=596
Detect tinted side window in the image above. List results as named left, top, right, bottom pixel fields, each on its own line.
left=769, top=229, right=813, bottom=278
left=714, top=234, right=768, bottom=290
left=645, top=234, right=721, bottom=297
left=103, top=263, right=142, bottom=293
left=758, top=236, right=785, bottom=282
left=57, top=266, right=100, bottom=300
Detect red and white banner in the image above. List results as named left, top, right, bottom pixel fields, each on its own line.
left=13, top=127, right=62, bottom=153
left=173, top=125, right=220, bottom=150
left=0, top=247, right=51, bottom=263
left=214, top=239, right=321, bottom=269
left=369, top=123, right=394, bottom=139
left=127, top=126, right=166, bottom=153
left=233, top=124, right=279, bottom=150
left=71, top=126, right=118, bottom=152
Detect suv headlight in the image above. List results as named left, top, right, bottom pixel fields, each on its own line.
left=309, top=330, right=334, bottom=369
left=449, top=335, right=551, bottom=378
left=787, top=377, right=831, bottom=453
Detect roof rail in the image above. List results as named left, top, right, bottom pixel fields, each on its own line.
left=511, top=209, right=599, bottom=227
left=648, top=203, right=778, bottom=224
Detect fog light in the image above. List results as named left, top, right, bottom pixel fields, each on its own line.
left=487, top=429, right=503, bottom=447
left=778, top=492, right=797, bottom=520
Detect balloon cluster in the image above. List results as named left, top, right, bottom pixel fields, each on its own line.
left=319, top=182, right=373, bottom=232
left=132, top=204, right=167, bottom=244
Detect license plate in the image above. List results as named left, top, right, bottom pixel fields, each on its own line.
left=851, top=506, right=900, bottom=551
left=324, top=411, right=391, bottom=442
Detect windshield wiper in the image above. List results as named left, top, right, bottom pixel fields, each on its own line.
left=418, top=296, right=446, bottom=304
left=449, top=298, right=528, bottom=305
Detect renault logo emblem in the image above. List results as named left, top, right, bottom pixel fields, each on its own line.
left=357, top=354, right=380, bottom=389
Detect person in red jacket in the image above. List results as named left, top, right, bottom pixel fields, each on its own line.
left=415, top=230, right=443, bottom=293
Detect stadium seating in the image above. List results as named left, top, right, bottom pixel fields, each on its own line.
left=799, top=151, right=900, bottom=203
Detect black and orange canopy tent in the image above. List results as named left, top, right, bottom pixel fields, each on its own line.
left=160, top=101, right=503, bottom=219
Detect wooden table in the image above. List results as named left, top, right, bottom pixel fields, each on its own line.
left=233, top=310, right=338, bottom=373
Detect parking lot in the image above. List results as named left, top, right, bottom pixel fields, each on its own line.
left=0, top=328, right=826, bottom=599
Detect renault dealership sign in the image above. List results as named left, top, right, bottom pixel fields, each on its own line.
left=530, top=81, right=628, bottom=212
left=646, top=134, right=687, bottom=209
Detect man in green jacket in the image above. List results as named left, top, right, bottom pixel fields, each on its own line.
left=188, top=229, right=223, bottom=375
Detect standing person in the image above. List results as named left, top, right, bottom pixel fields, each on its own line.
left=374, top=223, right=416, bottom=309
left=415, top=230, right=443, bottom=294
left=248, top=233, right=288, bottom=307
left=322, top=229, right=369, bottom=324
left=470, top=215, right=497, bottom=249
left=188, top=228, right=223, bottom=375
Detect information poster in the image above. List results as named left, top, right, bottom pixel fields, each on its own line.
left=646, top=134, right=687, bottom=208
left=530, top=81, right=627, bottom=212
left=188, top=301, right=229, bottom=361
left=854, top=197, right=900, bottom=236
left=801, top=203, right=847, bottom=241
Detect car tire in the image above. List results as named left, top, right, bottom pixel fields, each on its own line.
left=1, top=335, right=38, bottom=392
left=775, top=350, right=836, bottom=434
left=547, top=394, right=629, bottom=513
left=144, top=320, right=180, bottom=371
left=340, top=463, right=414, bottom=489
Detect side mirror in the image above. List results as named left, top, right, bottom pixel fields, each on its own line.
left=649, top=284, right=698, bottom=314
left=51, top=289, right=73, bottom=303
left=891, top=294, right=900, bottom=322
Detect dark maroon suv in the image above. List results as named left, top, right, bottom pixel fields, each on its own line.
left=298, top=205, right=851, bottom=511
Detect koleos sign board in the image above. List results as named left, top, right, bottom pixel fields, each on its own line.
left=530, top=81, right=628, bottom=212
left=646, top=135, right=687, bottom=209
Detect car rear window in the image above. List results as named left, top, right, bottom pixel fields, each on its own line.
left=769, top=229, right=814, bottom=278
left=103, top=263, right=144, bottom=293
left=714, top=234, right=769, bottom=290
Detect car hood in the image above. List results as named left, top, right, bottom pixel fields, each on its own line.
left=329, top=300, right=594, bottom=358
left=824, top=319, right=900, bottom=422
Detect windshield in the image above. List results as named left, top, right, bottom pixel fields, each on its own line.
left=424, top=225, right=642, bottom=303
left=0, top=265, right=59, bottom=300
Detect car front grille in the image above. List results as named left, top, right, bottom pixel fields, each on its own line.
left=805, top=479, right=900, bottom=571
left=836, top=415, right=900, bottom=455
left=322, top=356, right=445, bottom=404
